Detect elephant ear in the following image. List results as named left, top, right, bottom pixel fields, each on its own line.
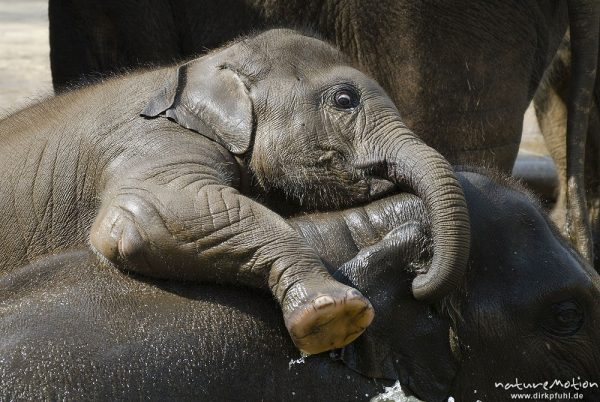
left=332, top=332, right=398, bottom=380
left=141, top=59, right=253, bottom=155
left=334, top=310, right=457, bottom=402
left=332, top=225, right=457, bottom=401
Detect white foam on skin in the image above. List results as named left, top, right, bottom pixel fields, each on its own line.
left=370, top=381, right=425, bottom=402
left=288, top=356, right=306, bottom=370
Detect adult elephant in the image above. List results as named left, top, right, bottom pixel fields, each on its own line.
left=2, top=171, right=600, bottom=401
left=48, top=0, right=600, bottom=259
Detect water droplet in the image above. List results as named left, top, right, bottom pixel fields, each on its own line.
left=288, top=356, right=306, bottom=370
left=370, top=381, right=425, bottom=401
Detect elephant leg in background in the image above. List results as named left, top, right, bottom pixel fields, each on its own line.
left=534, top=34, right=600, bottom=270
left=48, top=0, right=266, bottom=91
left=49, top=0, right=182, bottom=90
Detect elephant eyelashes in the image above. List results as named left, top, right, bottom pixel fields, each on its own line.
left=333, top=87, right=360, bottom=109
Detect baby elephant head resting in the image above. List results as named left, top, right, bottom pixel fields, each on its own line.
left=142, top=28, right=471, bottom=302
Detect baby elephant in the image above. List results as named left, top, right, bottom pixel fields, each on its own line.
left=0, top=29, right=469, bottom=354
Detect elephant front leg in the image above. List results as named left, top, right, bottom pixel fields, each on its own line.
left=268, top=254, right=375, bottom=355
left=90, top=183, right=374, bottom=354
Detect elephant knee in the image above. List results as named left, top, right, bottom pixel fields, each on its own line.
left=90, top=193, right=165, bottom=276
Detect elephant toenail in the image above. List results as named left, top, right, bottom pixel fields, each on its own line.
left=313, top=295, right=335, bottom=310
left=347, top=289, right=362, bottom=299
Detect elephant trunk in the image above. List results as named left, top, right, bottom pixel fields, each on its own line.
left=367, top=124, right=471, bottom=301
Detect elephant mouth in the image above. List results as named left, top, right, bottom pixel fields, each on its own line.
left=252, top=161, right=399, bottom=213
left=367, top=177, right=396, bottom=199
left=284, top=175, right=398, bottom=211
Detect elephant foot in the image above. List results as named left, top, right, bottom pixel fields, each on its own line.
left=284, top=287, right=374, bottom=355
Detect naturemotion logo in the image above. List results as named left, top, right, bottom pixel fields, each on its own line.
left=494, top=377, right=598, bottom=400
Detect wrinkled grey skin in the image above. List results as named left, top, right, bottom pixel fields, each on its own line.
left=48, top=0, right=600, bottom=261
left=534, top=33, right=600, bottom=271
left=0, top=29, right=470, bottom=353
left=2, top=171, right=599, bottom=401
left=45, top=0, right=588, bottom=169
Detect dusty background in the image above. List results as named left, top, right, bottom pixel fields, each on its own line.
left=0, top=0, right=547, bottom=155
left=0, top=0, right=51, bottom=116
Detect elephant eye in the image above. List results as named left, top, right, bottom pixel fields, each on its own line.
left=541, top=300, right=584, bottom=336
left=333, top=88, right=360, bottom=110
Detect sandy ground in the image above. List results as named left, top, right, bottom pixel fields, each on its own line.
left=0, top=0, right=51, bottom=117
left=0, top=0, right=548, bottom=157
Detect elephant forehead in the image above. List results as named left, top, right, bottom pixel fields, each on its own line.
left=458, top=171, right=596, bottom=301
left=249, top=30, right=346, bottom=70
